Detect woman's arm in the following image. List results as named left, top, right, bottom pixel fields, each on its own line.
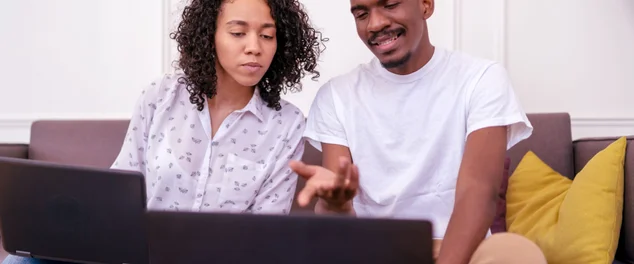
left=249, top=114, right=306, bottom=214
left=110, top=78, right=163, bottom=174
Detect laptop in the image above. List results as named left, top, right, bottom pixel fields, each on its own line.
left=146, top=211, right=434, bottom=264
left=0, top=157, right=148, bottom=264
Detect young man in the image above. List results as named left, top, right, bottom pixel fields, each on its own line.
left=289, top=0, right=547, bottom=263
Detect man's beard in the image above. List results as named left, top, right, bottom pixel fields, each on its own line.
left=380, top=52, right=412, bottom=69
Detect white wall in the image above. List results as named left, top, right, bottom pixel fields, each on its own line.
left=1, top=0, right=633, bottom=143
left=0, top=0, right=164, bottom=142
left=505, top=0, right=634, bottom=139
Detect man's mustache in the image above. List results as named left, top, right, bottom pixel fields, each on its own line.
left=368, top=28, right=405, bottom=45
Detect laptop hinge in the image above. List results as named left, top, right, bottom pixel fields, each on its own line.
left=15, top=250, right=32, bottom=257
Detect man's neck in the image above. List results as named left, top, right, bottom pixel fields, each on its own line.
left=387, top=44, right=435, bottom=76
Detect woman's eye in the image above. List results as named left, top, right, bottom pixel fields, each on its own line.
left=230, top=32, right=245, bottom=37
left=261, top=35, right=274, bottom=39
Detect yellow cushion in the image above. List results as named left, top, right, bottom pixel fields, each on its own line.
left=506, top=137, right=626, bottom=264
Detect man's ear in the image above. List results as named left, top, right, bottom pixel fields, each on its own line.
left=420, top=0, right=435, bottom=19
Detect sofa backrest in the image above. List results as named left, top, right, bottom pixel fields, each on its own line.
left=27, top=114, right=575, bottom=213
left=0, top=144, right=28, bottom=159
left=506, top=113, right=574, bottom=178
left=29, top=120, right=130, bottom=168
left=28, top=114, right=575, bottom=172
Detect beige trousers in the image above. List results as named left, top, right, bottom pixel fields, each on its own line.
left=433, top=233, right=547, bottom=264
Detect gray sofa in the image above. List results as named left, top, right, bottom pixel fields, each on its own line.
left=0, top=113, right=632, bottom=263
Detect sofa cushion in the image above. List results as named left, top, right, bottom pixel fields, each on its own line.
left=507, top=137, right=626, bottom=264
left=29, top=120, right=130, bottom=168
left=574, top=136, right=634, bottom=263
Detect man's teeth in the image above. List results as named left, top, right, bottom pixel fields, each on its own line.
left=377, top=35, right=398, bottom=46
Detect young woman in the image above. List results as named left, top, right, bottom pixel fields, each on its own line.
left=2, top=0, right=324, bottom=263
left=109, top=0, right=325, bottom=215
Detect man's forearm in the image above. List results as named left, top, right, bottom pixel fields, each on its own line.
left=315, top=199, right=356, bottom=216
left=436, top=187, right=497, bottom=264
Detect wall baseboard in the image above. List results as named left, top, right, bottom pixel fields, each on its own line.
left=1, top=116, right=633, bottom=144
left=571, top=118, right=634, bottom=139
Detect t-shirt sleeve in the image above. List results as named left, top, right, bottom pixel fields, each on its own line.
left=303, top=81, right=348, bottom=152
left=466, top=63, right=533, bottom=149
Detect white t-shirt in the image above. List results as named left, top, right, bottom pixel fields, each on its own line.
left=304, top=47, right=533, bottom=238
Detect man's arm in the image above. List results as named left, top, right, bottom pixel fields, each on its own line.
left=314, top=143, right=356, bottom=215
left=436, top=126, right=508, bottom=264
left=435, top=63, right=531, bottom=264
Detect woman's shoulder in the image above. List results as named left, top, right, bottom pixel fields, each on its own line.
left=259, top=99, right=306, bottom=138
left=138, top=72, right=189, bottom=106
left=269, top=99, right=306, bottom=123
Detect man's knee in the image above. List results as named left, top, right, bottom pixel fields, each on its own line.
left=469, top=233, right=547, bottom=264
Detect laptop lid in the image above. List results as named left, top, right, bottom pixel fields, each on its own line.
left=0, top=157, right=148, bottom=264
left=146, top=211, right=433, bottom=264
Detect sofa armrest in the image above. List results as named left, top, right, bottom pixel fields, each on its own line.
left=0, top=144, right=27, bottom=241
left=573, top=136, right=634, bottom=263
left=0, top=144, right=28, bottom=159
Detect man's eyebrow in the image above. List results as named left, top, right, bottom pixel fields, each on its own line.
left=350, top=5, right=367, bottom=13
left=352, top=0, right=388, bottom=13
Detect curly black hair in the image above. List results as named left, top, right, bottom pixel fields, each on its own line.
left=170, top=0, right=327, bottom=111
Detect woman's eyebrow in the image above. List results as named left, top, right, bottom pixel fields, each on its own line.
left=226, top=20, right=276, bottom=29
